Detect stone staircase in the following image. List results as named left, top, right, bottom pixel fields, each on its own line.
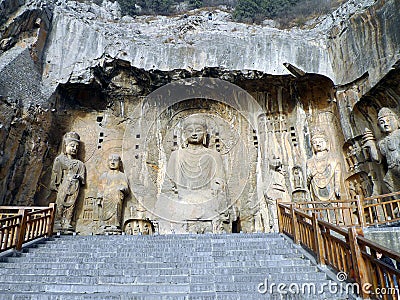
left=0, top=233, right=350, bottom=299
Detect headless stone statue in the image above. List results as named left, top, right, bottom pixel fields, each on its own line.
left=97, top=154, right=129, bottom=233
left=363, top=108, right=400, bottom=193
left=307, top=128, right=341, bottom=202
left=50, top=132, right=86, bottom=232
left=157, top=115, right=229, bottom=233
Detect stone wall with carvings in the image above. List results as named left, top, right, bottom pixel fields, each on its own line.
left=1, top=0, right=400, bottom=234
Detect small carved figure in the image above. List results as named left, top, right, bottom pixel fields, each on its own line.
left=363, top=108, right=400, bottom=192
left=307, top=128, right=341, bottom=202
left=142, top=223, right=150, bottom=235
left=292, top=165, right=304, bottom=190
left=345, top=145, right=358, bottom=171
left=51, top=132, right=86, bottom=231
left=97, top=154, right=129, bottom=232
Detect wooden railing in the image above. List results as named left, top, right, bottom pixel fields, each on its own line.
left=317, top=220, right=354, bottom=279
left=363, top=191, right=400, bottom=226
left=0, top=204, right=55, bottom=253
left=278, top=202, right=400, bottom=299
left=282, top=199, right=364, bottom=227
left=283, top=192, right=400, bottom=229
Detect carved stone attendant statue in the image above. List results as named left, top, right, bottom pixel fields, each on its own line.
left=97, top=154, right=129, bottom=233
left=51, top=132, right=86, bottom=231
left=158, top=115, right=229, bottom=233
left=261, top=155, right=290, bottom=232
left=363, top=108, right=400, bottom=193
left=307, top=129, right=341, bottom=202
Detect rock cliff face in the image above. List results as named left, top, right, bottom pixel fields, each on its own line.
left=0, top=0, right=399, bottom=234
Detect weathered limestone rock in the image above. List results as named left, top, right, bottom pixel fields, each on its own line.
left=0, top=0, right=400, bottom=234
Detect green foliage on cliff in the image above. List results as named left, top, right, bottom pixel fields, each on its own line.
left=116, top=0, right=138, bottom=16
left=116, top=0, right=174, bottom=15
left=233, top=0, right=345, bottom=26
left=189, top=0, right=204, bottom=9
left=233, top=0, right=298, bottom=23
left=113, top=0, right=345, bottom=27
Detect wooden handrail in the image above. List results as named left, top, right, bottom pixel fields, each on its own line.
left=364, top=191, right=400, bottom=201
left=0, top=204, right=55, bottom=253
left=277, top=201, right=400, bottom=299
left=280, top=199, right=362, bottom=228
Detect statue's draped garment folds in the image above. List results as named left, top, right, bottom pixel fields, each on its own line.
left=363, top=107, right=400, bottom=193
left=50, top=131, right=86, bottom=230
left=307, top=155, right=341, bottom=201
left=51, top=154, right=85, bottom=205
left=98, top=168, right=129, bottom=227
left=306, top=128, right=341, bottom=202
left=156, top=115, right=228, bottom=224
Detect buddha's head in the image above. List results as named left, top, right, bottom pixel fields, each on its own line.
left=182, top=116, right=207, bottom=145
left=108, top=154, right=121, bottom=170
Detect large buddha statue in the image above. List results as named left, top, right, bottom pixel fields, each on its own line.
left=156, top=115, right=229, bottom=232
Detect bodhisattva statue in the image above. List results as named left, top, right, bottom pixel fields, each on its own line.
left=307, top=129, right=341, bottom=202
left=51, top=132, right=86, bottom=231
left=260, top=155, right=290, bottom=232
left=97, top=154, right=129, bottom=233
left=159, top=115, right=229, bottom=233
left=363, top=108, right=400, bottom=193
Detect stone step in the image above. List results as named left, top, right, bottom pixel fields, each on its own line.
left=26, top=243, right=294, bottom=252
left=54, top=233, right=281, bottom=239
left=0, top=291, right=345, bottom=300
left=0, top=258, right=310, bottom=270
left=0, top=279, right=340, bottom=294
left=0, top=233, right=347, bottom=299
left=0, top=271, right=327, bottom=285
left=0, top=265, right=320, bottom=277
left=4, top=254, right=300, bottom=264
left=33, top=241, right=289, bottom=249
left=22, top=247, right=298, bottom=257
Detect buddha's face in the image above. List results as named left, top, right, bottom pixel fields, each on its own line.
left=184, top=123, right=206, bottom=145
left=379, top=116, right=399, bottom=134
left=65, top=141, right=79, bottom=157
left=108, top=155, right=120, bottom=170
left=312, top=137, right=327, bottom=153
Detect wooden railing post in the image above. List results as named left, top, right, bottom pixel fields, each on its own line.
left=356, top=195, right=366, bottom=228
left=15, top=209, right=28, bottom=251
left=312, top=212, right=325, bottom=265
left=291, top=204, right=300, bottom=244
left=348, top=227, right=369, bottom=299
left=47, top=203, right=56, bottom=237
left=276, top=199, right=283, bottom=233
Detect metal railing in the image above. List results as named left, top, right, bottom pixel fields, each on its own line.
left=0, top=204, right=56, bottom=253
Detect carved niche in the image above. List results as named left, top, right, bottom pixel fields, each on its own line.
left=123, top=98, right=258, bottom=234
